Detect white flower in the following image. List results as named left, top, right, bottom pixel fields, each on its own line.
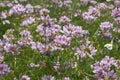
left=104, top=38, right=114, bottom=50
left=104, top=43, right=113, bottom=50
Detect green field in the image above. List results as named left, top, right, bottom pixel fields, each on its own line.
left=0, top=0, right=120, bottom=80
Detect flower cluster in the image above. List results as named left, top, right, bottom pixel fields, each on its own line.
left=18, top=30, right=33, bottom=47
left=42, top=75, right=55, bottom=80
left=21, top=17, right=35, bottom=26
left=4, top=43, right=20, bottom=55
left=52, top=0, right=72, bottom=8
left=114, top=0, right=120, bottom=7
left=112, top=7, right=120, bottom=24
left=0, top=63, right=10, bottom=77
left=82, top=7, right=100, bottom=22
left=98, top=22, right=113, bottom=38
left=82, top=3, right=110, bottom=22
left=20, top=75, right=30, bottom=80
left=9, top=4, right=25, bottom=15
left=74, top=39, right=97, bottom=59
left=25, top=4, right=34, bottom=14
left=91, top=56, right=118, bottom=80
left=59, top=16, right=71, bottom=24
left=80, top=0, right=97, bottom=6
left=54, top=35, right=71, bottom=46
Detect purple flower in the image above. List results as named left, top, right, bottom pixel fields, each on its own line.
left=74, top=10, right=81, bottom=17
left=82, top=12, right=97, bottom=22
left=98, top=30, right=112, bottom=39
left=52, top=0, right=72, bottom=8
left=3, top=34, right=15, bottom=42
left=20, top=75, right=30, bottom=80
left=111, top=8, right=120, bottom=18
left=97, top=3, right=108, bottom=11
left=42, top=75, right=55, bottom=80
left=63, top=24, right=75, bottom=36
left=25, top=4, right=34, bottom=13
left=71, top=26, right=89, bottom=37
left=49, top=43, right=63, bottom=51
left=54, top=35, right=71, bottom=46
left=80, top=0, right=96, bottom=6
left=9, top=4, right=25, bottom=15
left=88, top=7, right=100, bottom=16
left=40, top=15, right=54, bottom=27
left=111, top=7, right=120, bottom=24
left=4, top=43, right=20, bottom=55
left=63, top=24, right=88, bottom=37
left=21, top=17, right=35, bottom=26
left=74, top=39, right=97, bottom=58
left=36, top=24, right=45, bottom=36
left=20, top=30, right=30, bottom=36
left=34, top=5, right=42, bottom=9
left=100, top=22, right=113, bottom=30
left=36, top=42, right=51, bottom=55
left=114, top=0, right=120, bottom=7
left=30, top=41, right=37, bottom=50
left=6, top=2, right=13, bottom=7
left=18, top=35, right=33, bottom=47
left=40, top=8, right=50, bottom=16
left=114, top=17, right=120, bottom=24
left=18, top=30, right=33, bottom=47
left=36, top=23, right=61, bottom=37
left=59, top=16, right=71, bottom=24
left=63, top=0, right=72, bottom=7
left=50, top=24, right=61, bottom=34
left=91, top=56, right=118, bottom=80
left=98, top=22, right=113, bottom=39
left=0, top=11, right=7, bottom=19
left=0, top=63, right=10, bottom=77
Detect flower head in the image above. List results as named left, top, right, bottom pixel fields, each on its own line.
left=42, top=75, right=55, bottom=80
left=91, top=56, right=118, bottom=80
left=54, top=35, right=71, bottom=46
left=20, top=75, right=30, bottom=80
left=9, top=4, right=25, bottom=15
left=0, top=63, right=10, bottom=77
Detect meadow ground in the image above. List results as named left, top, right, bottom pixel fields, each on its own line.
left=0, top=0, right=120, bottom=80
